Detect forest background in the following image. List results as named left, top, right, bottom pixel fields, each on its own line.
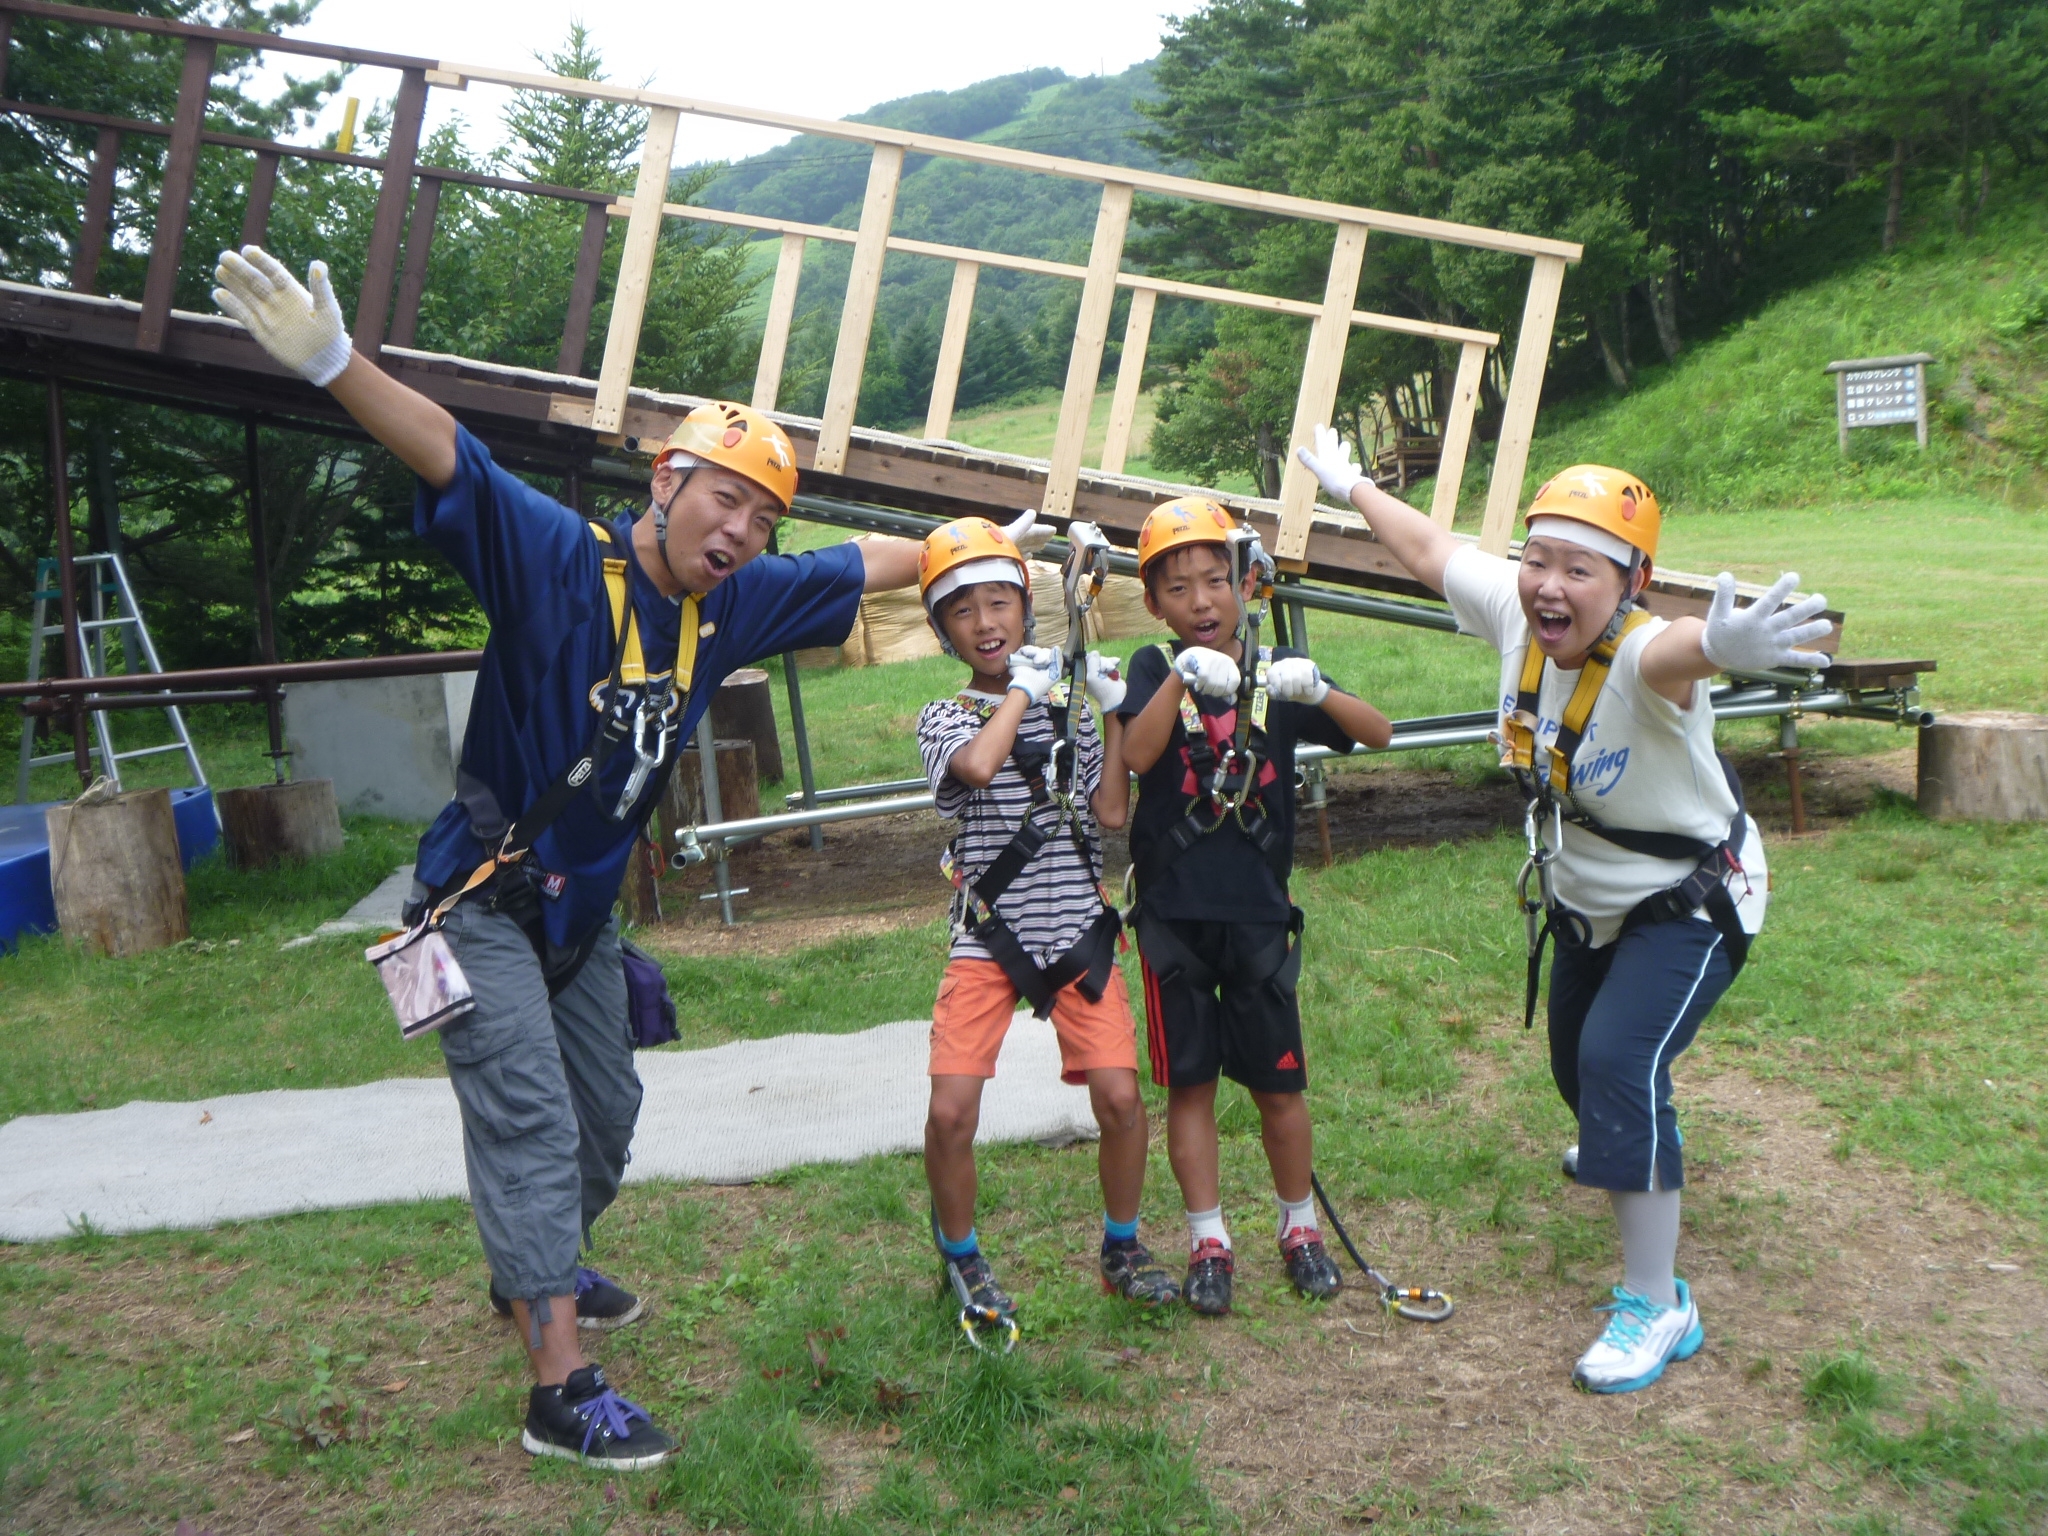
left=0, top=0, right=2044, bottom=677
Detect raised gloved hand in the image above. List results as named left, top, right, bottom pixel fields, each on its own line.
left=212, top=246, right=354, bottom=386
left=1700, top=572, right=1832, bottom=673
left=1295, top=423, right=1366, bottom=504
left=1083, top=652, right=1125, bottom=711
left=1265, top=655, right=1330, bottom=705
left=1007, top=644, right=1063, bottom=704
left=1172, top=645, right=1241, bottom=700
left=1002, top=509, right=1055, bottom=558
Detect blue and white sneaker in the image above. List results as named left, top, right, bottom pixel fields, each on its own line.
left=1571, top=1278, right=1704, bottom=1393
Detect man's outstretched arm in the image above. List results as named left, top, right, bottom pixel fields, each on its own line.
left=215, top=246, right=457, bottom=488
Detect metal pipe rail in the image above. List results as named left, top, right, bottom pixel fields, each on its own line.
left=789, top=494, right=1463, bottom=633
left=0, top=650, right=482, bottom=701
left=692, top=682, right=1925, bottom=855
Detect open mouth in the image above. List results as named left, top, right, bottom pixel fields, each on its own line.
left=975, top=637, right=1009, bottom=662
left=1534, top=609, right=1573, bottom=646
left=703, top=549, right=735, bottom=578
left=1191, top=618, right=1223, bottom=645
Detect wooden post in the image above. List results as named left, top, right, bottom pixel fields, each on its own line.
left=1835, top=369, right=1850, bottom=454
left=215, top=780, right=344, bottom=868
left=592, top=105, right=681, bottom=436
left=46, top=379, right=89, bottom=788
left=0, top=12, right=12, bottom=98
left=1100, top=285, right=1155, bottom=474
left=243, top=420, right=286, bottom=780
left=752, top=231, right=808, bottom=411
left=710, top=667, right=782, bottom=783
left=1914, top=358, right=1929, bottom=449
left=386, top=174, right=441, bottom=350
left=556, top=201, right=611, bottom=378
left=351, top=67, right=429, bottom=359
left=1273, top=221, right=1370, bottom=565
left=70, top=127, right=121, bottom=295
left=47, top=787, right=190, bottom=956
left=1479, top=253, right=1568, bottom=556
left=239, top=149, right=280, bottom=252
left=1428, top=339, right=1488, bottom=529
left=136, top=38, right=216, bottom=354
left=619, top=835, right=662, bottom=926
left=1918, top=712, right=2048, bottom=822
left=922, top=258, right=979, bottom=440
left=815, top=144, right=906, bottom=474
left=1043, top=181, right=1133, bottom=521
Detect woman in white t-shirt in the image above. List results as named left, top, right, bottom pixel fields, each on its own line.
left=1297, top=428, right=1830, bottom=1395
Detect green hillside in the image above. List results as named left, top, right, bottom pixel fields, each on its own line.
left=1522, top=191, right=2048, bottom=514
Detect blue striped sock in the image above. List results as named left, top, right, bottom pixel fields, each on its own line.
left=937, top=1227, right=979, bottom=1260
left=1103, top=1214, right=1139, bottom=1246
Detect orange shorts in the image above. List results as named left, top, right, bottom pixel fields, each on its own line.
left=929, top=957, right=1139, bottom=1084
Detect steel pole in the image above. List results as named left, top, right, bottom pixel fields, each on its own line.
left=781, top=653, right=824, bottom=851
left=694, top=712, right=735, bottom=925
left=244, top=419, right=288, bottom=781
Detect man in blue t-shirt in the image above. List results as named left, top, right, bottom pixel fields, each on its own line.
left=214, top=246, right=1043, bottom=1469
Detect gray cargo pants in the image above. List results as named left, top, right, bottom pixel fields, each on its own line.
left=436, top=900, right=642, bottom=1303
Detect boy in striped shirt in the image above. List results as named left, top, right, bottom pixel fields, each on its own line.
left=914, top=515, right=1178, bottom=1330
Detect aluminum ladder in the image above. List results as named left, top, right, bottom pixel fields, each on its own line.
left=14, top=551, right=211, bottom=806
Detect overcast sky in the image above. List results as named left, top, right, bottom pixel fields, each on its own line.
left=254, top=0, right=1181, bottom=165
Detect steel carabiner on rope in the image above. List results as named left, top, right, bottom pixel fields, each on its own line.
left=1309, top=1172, right=1454, bottom=1325
left=945, top=1259, right=1019, bottom=1354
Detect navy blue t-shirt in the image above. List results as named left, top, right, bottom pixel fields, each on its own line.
left=412, top=427, right=865, bottom=947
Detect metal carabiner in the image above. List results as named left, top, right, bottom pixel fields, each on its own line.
left=945, top=1260, right=1019, bottom=1354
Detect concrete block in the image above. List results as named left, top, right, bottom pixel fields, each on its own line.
left=284, top=671, right=478, bottom=823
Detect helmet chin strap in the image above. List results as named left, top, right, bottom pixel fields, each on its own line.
left=650, top=462, right=694, bottom=586
left=1596, top=553, right=1650, bottom=645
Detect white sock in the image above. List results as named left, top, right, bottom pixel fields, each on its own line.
left=1611, top=1164, right=1681, bottom=1310
left=1186, top=1206, right=1230, bottom=1252
left=1276, top=1192, right=1317, bottom=1239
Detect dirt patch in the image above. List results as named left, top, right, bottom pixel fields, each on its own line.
left=1182, top=1055, right=2046, bottom=1533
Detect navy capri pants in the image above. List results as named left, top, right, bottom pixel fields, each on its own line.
left=1548, top=914, right=1733, bottom=1193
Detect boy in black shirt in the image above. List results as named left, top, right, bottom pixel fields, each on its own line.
left=1113, top=497, right=1392, bottom=1316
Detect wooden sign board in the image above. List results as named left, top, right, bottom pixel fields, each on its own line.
left=1825, top=353, right=1932, bottom=451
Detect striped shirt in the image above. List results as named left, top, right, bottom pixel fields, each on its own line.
left=917, top=688, right=1106, bottom=966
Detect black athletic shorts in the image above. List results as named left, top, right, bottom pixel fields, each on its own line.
left=1135, top=914, right=1306, bottom=1093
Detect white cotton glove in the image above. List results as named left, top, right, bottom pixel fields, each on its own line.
left=1007, top=644, right=1063, bottom=704
left=1295, top=423, right=1367, bottom=504
left=212, top=246, right=354, bottom=386
left=1172, top=645, right=1241, bottom=700
left=1265, top=655, right=1330, bottom=705
left=1083, top=652, right=1125, bottom=711
left=1700, top=571, right=1833, bottom=673
left=1002, top=508, right=1055, bottom=558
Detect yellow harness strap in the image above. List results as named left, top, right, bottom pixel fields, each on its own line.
left=1500, top=608, right=1652, bottom=795
left=588, top=521, right=698, bottom=698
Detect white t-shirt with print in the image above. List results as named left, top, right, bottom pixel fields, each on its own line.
left=1442, top=545, right=1742, bottom=946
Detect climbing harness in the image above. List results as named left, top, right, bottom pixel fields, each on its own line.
left=1502, top=604, right=1756, bottom=1031
left=1310, top=1172, right=1455, bottom=1323
left=944, top=1257, right=1020, bottom=1354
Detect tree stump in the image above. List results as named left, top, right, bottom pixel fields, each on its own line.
left=1918, top=712, right=2048, bottom=822
left=710, top=668, right=784, bottom=783
left=215, top=779, right=345, bottom=869
left=664, top=739, right=761, bottom=832
left=617, top=835, right=664, bottom=926
left=46, top=786, right=189, bottom=956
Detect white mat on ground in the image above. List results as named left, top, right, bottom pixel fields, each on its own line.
left=0, top=1015, right=1093, bottom=1243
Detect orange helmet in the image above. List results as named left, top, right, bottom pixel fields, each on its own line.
left=1524, top=465, right=1659, bottom=566
left=918, top=517, right=1033, bottom=654
left=1137, top=496, right=1238, bottom=577
left=653, top=401, right=798, bottom=510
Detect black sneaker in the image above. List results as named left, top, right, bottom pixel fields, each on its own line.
left=942, top=1249, right=1017, bottom=1323
left=1280, top=1226, right=1342, bottom=1300
left=1185, top=1239, right=1234, bottom=1317
left=489, top=1266, right=645, bottom=1332
left=521, top=1364, right=674, bottom=1470
left=1100, top=1238, right=1182, bottom=1306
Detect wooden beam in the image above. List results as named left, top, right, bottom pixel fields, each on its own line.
left=0, top=11, right=12, bottom=99
left=70, top=126, right=120, bottom=295
left=238, top=148, right=279, bottom=250
left=351, top=66, right=428, bottom=358
left=442, top=57, right=1584, bottom=261
left=135, top=38, right=215, bottom=353
left=1100, top=284, right=1154, bottom=474
left=1479, top=253, right=1566, bottom=556
left=555, top=200, right=609, bottom=378
left=386, top=172, right=440, bottom=349
left=751, top=231, right=806, bottom=411
left=923, top=259, right=978, bottom=440
left=1043, top=181, right=1132, bottom=521
left=1428, top=340, right=1488, bottom=529
left=591, top=104, right=680, bottom=436
left=814, top=143, right=903, bottom=475
left=1273, top=221, right=1368, bottom=563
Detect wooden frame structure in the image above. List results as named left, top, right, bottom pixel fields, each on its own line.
left=0, top=0, right=1579, bottom=563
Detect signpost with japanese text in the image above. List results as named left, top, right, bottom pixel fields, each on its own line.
left=1826, top=353, right=1932, bottom=451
